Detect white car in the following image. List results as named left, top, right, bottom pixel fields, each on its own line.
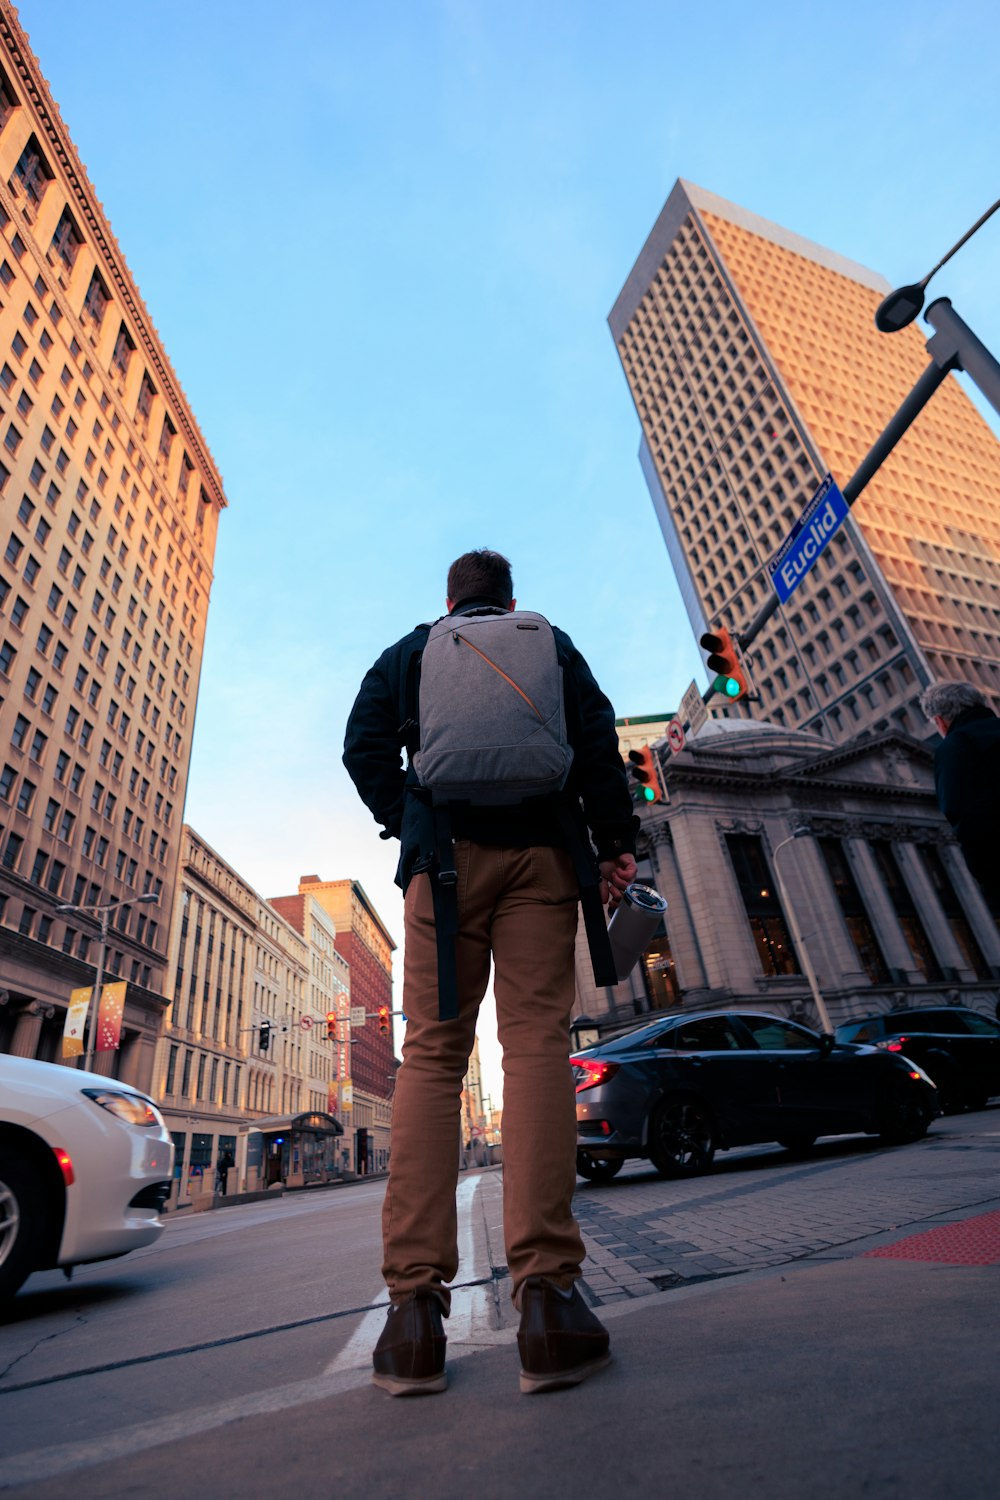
left=0, top=1053, right=174, bottom=1304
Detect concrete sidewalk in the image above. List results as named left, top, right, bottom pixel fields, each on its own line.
left=11, top=1186, right=1000, bottom=1500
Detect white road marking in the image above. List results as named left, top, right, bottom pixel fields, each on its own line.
left=324, top=1172, right=486, bottom=1374
left=1, top=1175, right=508, bottom=1489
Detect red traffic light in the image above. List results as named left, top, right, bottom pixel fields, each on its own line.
left=326, top=1011, right=337, bottom=1040
left=378, top=1005, right=390, bottom=1037
left=627, top=745, right=663, bottom=805
left=700, top=625, right=749, bottom=701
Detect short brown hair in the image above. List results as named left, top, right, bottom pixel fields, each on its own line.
left=446, top=549, right=514, bottom=607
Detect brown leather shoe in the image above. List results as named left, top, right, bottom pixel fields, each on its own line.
left=372, top=1289, right=448, bottom=1396
left=517, top=1277, right=611, bottom=1394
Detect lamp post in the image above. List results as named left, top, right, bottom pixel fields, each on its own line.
left=770, top=828, right=833, bottom=1037
left=55, top=891, right=158, bottom=1068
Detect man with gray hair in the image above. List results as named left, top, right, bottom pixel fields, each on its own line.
left=920, top=680, right=1000, bottom=911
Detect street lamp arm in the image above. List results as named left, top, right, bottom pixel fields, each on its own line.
left=770, top=831, right=833, bottom=1037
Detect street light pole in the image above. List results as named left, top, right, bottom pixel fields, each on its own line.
left=56, top=891, right=158, bottom=1069
left=770, top=829, right=833, bottom=1037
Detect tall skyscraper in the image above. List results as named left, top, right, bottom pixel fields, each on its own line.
left=0, top=10, right=226, bottom=1079
left=610, top=180, right=1000, bottom=742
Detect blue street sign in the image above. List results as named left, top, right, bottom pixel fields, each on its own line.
left=767, top=473, right=849, bottom=604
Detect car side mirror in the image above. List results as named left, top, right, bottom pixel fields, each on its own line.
left=818, top=1032, right=835, bottom=1057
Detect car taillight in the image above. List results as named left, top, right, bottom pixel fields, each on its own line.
left=571, top=1058, right=620, bottom=1093
left=883, top=1038, right=906, bottom=1052
left=52, top=1147, right=74, bottom=1186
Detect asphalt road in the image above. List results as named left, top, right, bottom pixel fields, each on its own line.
left=1, top=1107, right=998, bottom=1496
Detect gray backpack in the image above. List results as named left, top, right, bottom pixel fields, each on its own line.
left=412, top=607, right=573, bottom=805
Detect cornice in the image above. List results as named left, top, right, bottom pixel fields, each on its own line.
left=1, top=5, right=227, bottom=511
left=663, top=759, right=936, bottom=804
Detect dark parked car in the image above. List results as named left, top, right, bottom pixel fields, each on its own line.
left=572, top=1009, right=938, bottom=1181
left=834, top=1006, right=1000, bottom=1112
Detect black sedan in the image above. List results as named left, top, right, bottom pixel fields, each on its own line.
left=834, top=1006, right=1000, bottom=1112
left=572, top=1009, right=939, bottom=1181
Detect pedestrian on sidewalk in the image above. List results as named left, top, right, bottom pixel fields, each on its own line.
left=344, top=549, right=637, bottom=1397
left=920, top=680, right=1000, bottom=913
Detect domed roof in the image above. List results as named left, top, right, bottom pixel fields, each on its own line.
left=689, top=716, right=824, bottom=749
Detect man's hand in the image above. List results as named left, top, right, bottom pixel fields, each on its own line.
left=599, top=853, right=638, bottom=911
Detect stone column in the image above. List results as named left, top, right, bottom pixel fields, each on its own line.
left=648, top=825, right=708, bottom=994
left=844, top=838, right=922, bottom=982
left=9, top=1001, right=51, bottom=1058
left=894, top=842, right=971, bottom=979
left=940, top=845, right=1000, bottom=967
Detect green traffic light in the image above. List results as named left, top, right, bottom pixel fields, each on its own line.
left=713, top=673, right=741, bottom=699
left=641, top=786, right=655, bottom=801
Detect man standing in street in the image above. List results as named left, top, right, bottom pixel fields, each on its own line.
left=343, top=550, right=637, bottom=1397
left=920, top=680, right=1000, bottom=912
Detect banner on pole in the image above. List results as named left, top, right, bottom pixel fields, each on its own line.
left=96, top=981, right=127, bottom=1051
left=63, top=987, right=92, bottom=1057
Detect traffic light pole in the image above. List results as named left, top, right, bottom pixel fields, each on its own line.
left=705, top=298, right=1000, bottom=701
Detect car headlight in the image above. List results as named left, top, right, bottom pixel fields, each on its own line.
left=82, top=1088, right=166, bottom=1129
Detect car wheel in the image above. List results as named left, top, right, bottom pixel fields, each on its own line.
left=0, top=1147, right=46, bottom=1303
left=649, top=1097, right=716, bottom=1178
left=878, top=1079, right=931, bottom=1145
left=777, top=1134, right=818, bottom=1154
left=576, top=1152, right=624, bottom=1183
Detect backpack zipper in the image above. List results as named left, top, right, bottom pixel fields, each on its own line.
left=452, top=631, right=543, bottom=720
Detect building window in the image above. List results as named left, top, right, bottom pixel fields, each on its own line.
left=112, top=323, right=135, bottom=380
left=870, top=840, right=943, bottom=982
left=725, top=834, right=800, bottom=977
left=83, top=271, right=111, bottom=329
left=2, top=832, right=24, bottom=869
left=11, top=135, right=53, bottom=210
left=50, top=205, right=84, bottom=272
left=136, top=371, right=156, bottom=423
left=158, top=415, right=175, bottom=466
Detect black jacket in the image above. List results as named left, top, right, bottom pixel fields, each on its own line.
left=343, top=602, right=638, bottom=892
left=933, top=703, right=1000, bottom=893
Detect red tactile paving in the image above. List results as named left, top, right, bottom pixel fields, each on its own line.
left=862, top=1209, right=1000, bottom=1266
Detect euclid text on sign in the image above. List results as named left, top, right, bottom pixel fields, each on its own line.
left=767, top=473, right=848, bottom=604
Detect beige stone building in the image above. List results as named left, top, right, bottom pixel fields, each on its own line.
left=0, top=9, right=226, bottom=1085
left=269, top=888, right=353, bottom=1170
left=155, top=828, right=351, bottom=1208
left=574, top=720, right=1000, bottom=1039
left=609, top=180, right=1000, bottom=742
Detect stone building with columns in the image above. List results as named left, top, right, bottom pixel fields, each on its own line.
left=573, top=718, right=999, bottom=1038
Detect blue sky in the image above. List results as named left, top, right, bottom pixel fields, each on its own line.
left=18, top=1, right=1000, bottom=1098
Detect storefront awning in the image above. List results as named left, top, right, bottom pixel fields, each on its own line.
left=244, top=1110, right=344, bottom=1136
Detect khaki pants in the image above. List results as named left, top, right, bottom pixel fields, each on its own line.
left=382, top=841, right=584, bottom=1308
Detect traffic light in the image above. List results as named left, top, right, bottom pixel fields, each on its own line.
left=326, top=1011, right=337, bottom=1041
left=700, top=625, right=750, bottom=701
left=259, top=1020, right=272, bottom=1052
left=627, top=745, right=664, bottom=805
left=378, top=1005, right=390, bottom=1037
